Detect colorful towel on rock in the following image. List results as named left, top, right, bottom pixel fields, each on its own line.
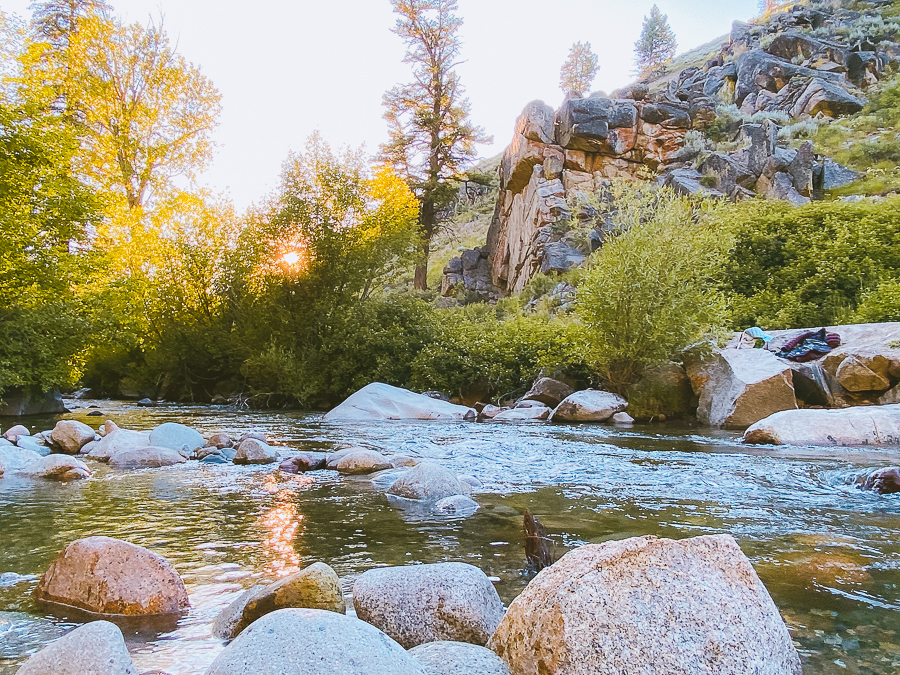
left=776, top=328, right=841, bottom=362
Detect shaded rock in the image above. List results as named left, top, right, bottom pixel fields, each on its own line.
left=457, top=474, right=482, bottom=491
left=206, top=608, right=426, bottom=675
left=856, top=467, right=900, bottom=495
left=409, top=641, right=510, bottom=675
left=22, top=455, right=91, bottom=481
left=387, top=463, right=466, bottom=501
left=625, top=362, right=695, bottom=421
left=550, top=390, right=627, bottom=423
left=0, top=447, right=42, bottom=473
left=108, top=447, right=187, bottom=470
left=434, top=495, right=480, bottom=515
left=3, top=424, right=29, bottom=443
left=797, top=78, right=865, bottom=117
left=279, top=452, right=327, bottom=473
left=540, top=242, right=585, bottom=274
left=148, top=423, right=205, bottom=458
left=478, top=405, right=508, bottom=420
left=206, top=433, right=233, bottom=449
left=213, top=562, right=345, bottom=640
left=87, top=429, right=151, bottom=462
left=522, top=378, right=575, bottom=408
left=516, top=100, right=556, bottom=145
left=233, top=438, right=279, bottom=465
left=487, top=535, right=801, bottom=675
left=557, top=97, right=638, bottom=154
left=0, top=387, right=67, bottom=417
left=688, top=349, right=797, bottom=429
left=324, top=383, right=476, bottom=422
left=743, top=404, right=900, bottom=446
left=757, top=171, right=810, bottom=205
left=492, top=407, right=551, bottom=422
left=79, top=440, right=99, bottom=456
left=137, top=398, right=156, bottom=407
left=239, top=431, right=267, bottom=443
left=835, top=354, right=892, bottom=392
left=353, top=562, right=504, bottom=648
left=34, top=536, right=189, bottom=615
left=821, top=159, right=859, bottom=190
left=334, top=449, right=392, bottom=475
left=16, top=621, right=137, bottom=675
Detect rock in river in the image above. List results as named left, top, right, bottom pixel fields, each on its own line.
left=409, top=641, right=510, bottom=675
left=324, top=382, right=476, bottom=421
left=206, top=608, right=426, bottom=675
left=549, top=390, right=627, bottom=423
left=108, top=446, right=187, bottom=470
left=233, top=438, right=279, bottom=465
left=743, top=404, right=900, bottom=446
left=488, top=534, right=801, bottom=675
left=279, top=452, right=328, bottom=473
left=333, top=449, right=392, bottom=475
left=21, top=455, right=91, bottom=480
left=2, top=424, right=29, bottom=443
left=213, top=562, right=345, bottom=639
left=0, top=447, right=42, bottom=474
left=353, top=562, right=504, bottom=648
left=521, top=378, right=575, bottom=408
left=387, top=463, right=467, bottom=501
left=856, top=467, right=900, bottom=495
left=148, top=422, right=205, bottom=458
left=34, top=536, right=190, bottom=616
left=50, top=420, right=96, bottom=454
left=16, top=620, right=137, bottom=675
left=87, top=428, right=150, bottom=462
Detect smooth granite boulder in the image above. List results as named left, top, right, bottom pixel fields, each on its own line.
left=148, top=423, right=206, bottom=458
left=409, top=641, right=510, bottom=675
left=21, top=455, right=92, bottom=480
left=549, top=390, right=627, bottom=423
left=233, top=438, right=279, bottom=465
left=324, top=383, right=476, bottom=422
left=108, top=446, right=187, bottom=470
left=743, top=404, right=900, bottom=446
left=50, top=420, right=96, bottom=455
left=387, top=463, right=467, bottom=501
left=87, top=429, right=151, bottom=462
left=16, top=621, right=137, bottom=675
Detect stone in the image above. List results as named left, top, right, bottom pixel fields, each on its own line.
left=856, top=467, right=900, bottom=495
left=515, top=100, right=556, bottom=145
left=0, top=387, right=67, bottom=417
left=22, top=455, right=92, bottom=480
left=279, top=452, right=327, bottom=473
left=796, top=78, right=865, bottom=117
left=16, top=621, right=137, bottom=675
left=34, top=536, right=189, bottom=615
left=625, top=362, right=695, bottom=421
left=743, top=404, right=900, bottom=446
left=789, top=140, right=815, bottom=197
left=492, top=407, right=551, bottom=422
left=137, top=398, right=156, bottom=407
left=501, top=135, right=547, bottom=194
left=0, top=446, right=42, bottom=474
left=16, top=435, right=48, bottom=455
left=557, top=97, right=638, bottom=154
left=688, top=349, right=798, bottom=429
left=2, top=424, right=29, bottom=442
left=391, top=455, right=419, bottom=468
left=487, top=535, right=801, bottom=675
left=49, top=420, right=99, bottom=454
left=213, top=562, right=345, bottom=639
left=108, top=446, right=187, bottom=470
left=325, top=446, right=369, bottom=469
left=80, top=440, right=99, bottom=455
left=478, top=405, right=508, bottom=420
left=206, top=433, right=234, bottom=449
left=742, top=121, right=777, bottom=177
left=206, top=608, right=426, bottom=675
left=550, top=390, right=627, bottom=423
left=835, top=355, right=891, bottom=392
left=612, top=412, right=635, bottom=424
left=758, top=171, right=810, bottom=205
left=434, top=495, right=480, bottom=514
left=87, top=428, right=151, bottom=462
left=353, top=562, right=504, bottom=648
left=387, top=463, right=466, bottom=501
left=239, top=431, right=267, bottom=443
left=821, top=159, right=859, bottom=190
left=409, top=641, right=510, bottom=675
left=333, top=449, right=392, bottom=475
left=148, top=422, right=205, bottom=457
left=233, top=438, right=279, bottom=465
left=698, top=153, right=754, bottom=196
left=324, top=383, right=476, bottom=422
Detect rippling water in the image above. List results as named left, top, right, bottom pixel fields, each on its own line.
left=1, top=399, right=899, bottom=674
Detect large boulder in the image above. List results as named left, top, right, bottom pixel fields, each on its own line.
left=353, top=562, right=504, bottom=648
left=0, top=446, right=42, bottom=474
left=387, top=463, right=467, bottom=501
left=233, top=438, right=279, bottom=465
left=557, top=97, right=638, bottom=155
left=488, top=535, right=801, bottom=675
left=493, top=407, right=551, bottom=422
left=856, top=467, right=900, bottom=495
left=333, top=449, right=392, bottom=475
left=324, top=383, right=476, bottom=422
left=206, top=608, right=426, bottom=675
left=108, top=446, right=187, bottom=470
left=21, top=455, right=92, bottom=481
left=213, top=562, right=345, bottom=639
left=2, top=424, right=29, bottom=442
left=625, top=362, right=695, bottom=420
left=50, top=420, right=96, bottom=455
left=521, top=378, right=575, bottom=408
left=87, top=428, right=151, bottom=462
left=16, top=621, right=137, bottom=675
left=687, top=349, right=797, bottom=428
left=0, top=387, right=67, bottom=417
left=148, top=422, right=205, bottom=457
left=743, top=405, right=900, bottom=446
left=33, top=536, right=190, bottom=616
left=409, top=641, right=510, bottom=675
left=279, top=452, right=328, bottom=473
left=549, top=390, right=627, bottom=423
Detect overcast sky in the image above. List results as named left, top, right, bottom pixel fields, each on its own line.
left=2, top=0, right=759, bottom=207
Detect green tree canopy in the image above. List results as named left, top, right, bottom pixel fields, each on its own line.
left=634, top=5, right=677, bottom=77
left=559, top=41, right=600, bottom=94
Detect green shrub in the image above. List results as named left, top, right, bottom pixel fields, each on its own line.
left=854, top=278, right=900, bottom=323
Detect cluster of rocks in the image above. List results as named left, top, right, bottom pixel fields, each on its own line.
left=442, top=0, right=892, bottom=298
left=17, top=532, right=802, bottom=675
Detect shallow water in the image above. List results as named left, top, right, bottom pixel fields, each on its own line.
left=1, top=399, right=899, bottom=674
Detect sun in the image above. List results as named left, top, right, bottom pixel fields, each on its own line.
left=281, top=251, right=301, bottom=266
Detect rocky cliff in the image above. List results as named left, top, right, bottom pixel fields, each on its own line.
left=442, top=0, right=898, bottom=300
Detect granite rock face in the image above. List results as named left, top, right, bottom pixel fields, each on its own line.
left=16, top=621, right=137, bottom=675
left=34, top=536, right=189, bottom=616
left=488, top=535, right=801, bottom=675
left=206, top=608, right=426, bottom=675
left=353, top=562, right=504, bottom=648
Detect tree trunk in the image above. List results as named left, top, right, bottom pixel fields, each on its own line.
left=414, top=198, right=436, bottom=291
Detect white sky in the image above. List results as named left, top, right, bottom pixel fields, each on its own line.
left=1, top=0, right=759, bottom=208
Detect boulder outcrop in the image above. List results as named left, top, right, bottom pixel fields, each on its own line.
left=743, top=404, right=900, bottom=446
left=324, top=383, right=476, bottom=422
left=488, top=534, right=801, bottom=675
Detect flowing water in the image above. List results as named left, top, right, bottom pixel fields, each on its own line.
left=1, top=399, right=899, bottom=674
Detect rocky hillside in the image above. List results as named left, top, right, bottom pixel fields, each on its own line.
left=442, top=0, right=900, bottom=300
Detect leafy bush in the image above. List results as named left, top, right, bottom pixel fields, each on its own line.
left=854, top=278, right=900, bottom=323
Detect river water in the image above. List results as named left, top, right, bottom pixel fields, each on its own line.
left=1, top=399, right=899, bottom=674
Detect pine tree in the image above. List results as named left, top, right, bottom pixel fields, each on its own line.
left=757, top=0, right=791, bottom=17
left=634, top=5, right=677, bottom=77
left=559, top=41, right=600, bottom=94
left=381, top=0, right=490, bottom=290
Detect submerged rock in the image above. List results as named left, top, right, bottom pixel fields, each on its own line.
left=353, top=562, right=504, bottom=648
left=387, top=463, right=467, bottom=501
left=213, top=562, right=345, bottom=639
left=21, top=455, right=91, bottom=480
left=434, top=495, right=480, bottom=514
left=550, top=390, right=627, bottom=423
left=409, top=641, right=510, bottom=675
left=324, top=382, right=476, bottom=422
left=34, top=536, right=190, bottom=616
left=206, top=608, right=426, bottom=675
left=744, top=404, right=900, bottom=446
left=16, top=621, right=137, bottom=675
left=488, top=534, right=801, bottom=675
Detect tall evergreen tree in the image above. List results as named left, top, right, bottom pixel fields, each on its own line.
left=559, top=41, right=600, bottom=94
left=381, top=0, right=490, bottom=290
left=634, top=5, right=677, bottom=77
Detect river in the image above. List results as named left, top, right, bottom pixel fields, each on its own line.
left=1, top=399, right=899, bottom=674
